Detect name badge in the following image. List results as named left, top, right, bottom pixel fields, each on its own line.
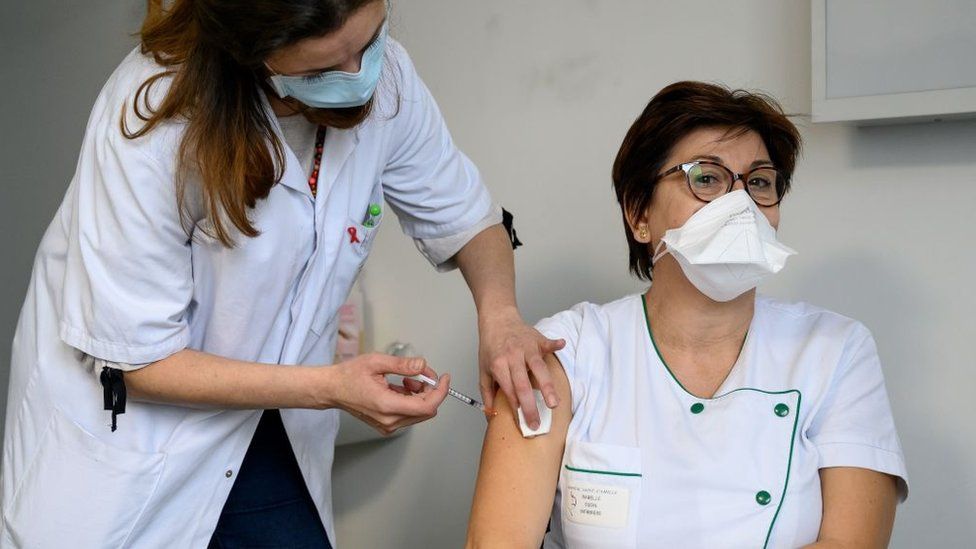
left=564, top=481, right=630, bottom=528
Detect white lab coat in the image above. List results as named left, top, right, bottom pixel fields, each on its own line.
left=536, top=294, right=908, bottom=549
left=0, top=40, right=497, bottom=548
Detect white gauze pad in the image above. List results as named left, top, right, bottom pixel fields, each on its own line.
left=517, top=389, right=552, bottom=438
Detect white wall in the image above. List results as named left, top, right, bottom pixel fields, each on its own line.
left=333, top=1, right=976, bottom=547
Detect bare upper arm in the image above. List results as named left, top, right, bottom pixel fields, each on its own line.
left=466, top=353, right=573, bottom=548
left=809, top=467, right=899, bottom=549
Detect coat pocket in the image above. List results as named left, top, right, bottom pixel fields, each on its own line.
left=346, top=182, right=386, bottom=258
left=306, top=185, right=384, bottom=346
left=560, top=440, right=642, bottom=547
left=3, top=408, right=166, bottom=549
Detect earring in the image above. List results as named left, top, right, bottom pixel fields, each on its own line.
left=638, top=226, right=648, bottom=241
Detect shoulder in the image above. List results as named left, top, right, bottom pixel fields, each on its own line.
left=535, top=294, right=643, bottom=351
left=384, top=38, right=419, bottom=87
left=385, top=38, right=412, bottom=68
left=535, top=295, right=643, bottom=413
left=372, top=38, right=421, bottom=109
left=108, top=47, right=172, bottom=97
left=752, top=295, right=879, bottom=393
left=66, top=48, right=187, bottom=212
left=87, top=48, right=182, bottom=164
left=93, top=47, right=173, bottom=126
left=756, top=294, right=871, bottom=343
left=361, top=38, right=425, bottom=138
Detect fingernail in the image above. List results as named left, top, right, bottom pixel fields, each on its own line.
left=410, top=360, right=422, bottom=372
left=547, top=394, right=559, bottom=407
left=530, top=420, right=540, bottom=430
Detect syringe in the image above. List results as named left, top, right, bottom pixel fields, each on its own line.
left=410, top=374, right=498, bottom=417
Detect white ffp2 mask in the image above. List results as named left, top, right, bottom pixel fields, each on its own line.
left=652, top=190, right=796, bottom=302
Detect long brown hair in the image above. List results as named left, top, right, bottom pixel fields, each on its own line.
left=124, top=0, right=383, bottom=246
left=612, top=81, right=802, bottom=280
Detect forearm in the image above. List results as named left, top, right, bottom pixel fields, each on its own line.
left=125, top=349, right=333, bottom=410
left=455, top=224, right=518, bottom=320
left=810, top=467, right=898, bottom=549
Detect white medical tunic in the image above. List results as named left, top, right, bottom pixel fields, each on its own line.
left=1, top=40, right=498, bottom=548
left=536, top=294, right=908, bottom=549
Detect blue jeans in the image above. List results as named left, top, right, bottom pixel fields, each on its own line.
left=209, top=410, right=332, bottom=549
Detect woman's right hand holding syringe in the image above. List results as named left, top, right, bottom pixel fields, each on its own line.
left=325, top=353, right=451, bottom=436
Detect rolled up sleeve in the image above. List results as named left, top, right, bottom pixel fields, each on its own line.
left=380, top=40, right=497, bottom=271
left=808, top=327, right=910, bottom=501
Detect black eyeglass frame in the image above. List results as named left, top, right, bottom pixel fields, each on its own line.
left=656, top=160, right=788, bottom=207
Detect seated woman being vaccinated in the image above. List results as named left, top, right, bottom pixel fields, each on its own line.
left=466, top=82, right=908, bottom=549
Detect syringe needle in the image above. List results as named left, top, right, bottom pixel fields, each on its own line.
left=410, top=374, right=496, bottom=416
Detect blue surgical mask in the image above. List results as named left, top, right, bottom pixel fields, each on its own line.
left=267, top=20, right=388, bottom=109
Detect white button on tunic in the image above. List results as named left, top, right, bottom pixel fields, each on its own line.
left=1, top=39, right=499, bottom=548
left=536, top=294, right=908, bottom=549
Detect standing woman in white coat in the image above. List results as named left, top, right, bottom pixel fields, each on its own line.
left=0, top=1, right=564, bottom=547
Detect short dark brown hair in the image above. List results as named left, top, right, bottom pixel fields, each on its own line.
left=611, top=81, right=802, bottom=280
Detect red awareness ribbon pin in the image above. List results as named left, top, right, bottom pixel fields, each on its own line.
left=347, top=226, right=361, bottom=244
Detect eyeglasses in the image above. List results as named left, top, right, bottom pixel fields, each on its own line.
left=656, top=160, right=787, bottom=207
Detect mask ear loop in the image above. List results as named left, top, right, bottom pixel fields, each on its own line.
left=264, top=61, right=290, bottom=99
left=651, top=240, right=669, bottom=265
